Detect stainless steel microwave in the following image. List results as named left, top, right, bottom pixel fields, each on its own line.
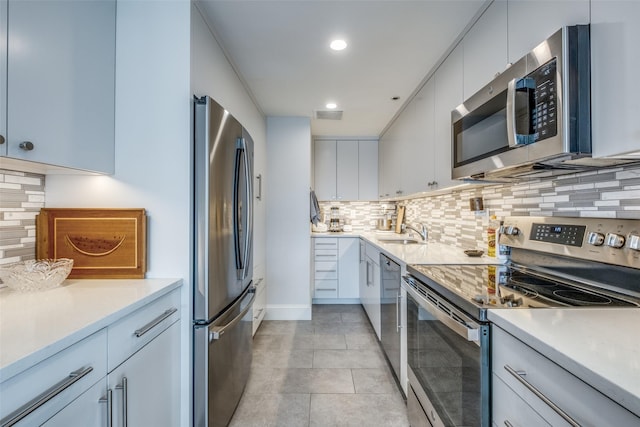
left=451, top=25, right=596, bottom=181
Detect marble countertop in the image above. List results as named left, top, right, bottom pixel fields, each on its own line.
left=0, top=278, right=182, bottom=382
left=312, top=231, right=504, bottom=266
left=488, top=308, right=640, bottom=418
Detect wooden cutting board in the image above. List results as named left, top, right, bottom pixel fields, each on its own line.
left=36, top=208, right=146, bottom=279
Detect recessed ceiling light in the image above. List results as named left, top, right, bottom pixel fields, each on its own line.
left=326, top=102, right=337, bottom=109
left=330, top=39, right=347, bottom=51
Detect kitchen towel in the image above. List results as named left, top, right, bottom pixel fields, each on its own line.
left=310, top=189, right=321, bottom=225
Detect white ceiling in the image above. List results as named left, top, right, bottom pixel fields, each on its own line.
left=196, top=0, right=487, bottom=137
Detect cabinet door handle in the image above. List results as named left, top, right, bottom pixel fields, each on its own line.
left=115, top=377, right=128, bottom=427
left=503, top=421, right=514, bottom=427
left=316, top=288, right=337, bottom=291
left=0, top=366, right=93, bottom=427
left=99, top=389, right=113, bottom=427
left=256, top=173, right=262, bottom=200
left=316, top=269, right=337, bottom=273
left=396, top=292, right=402, bottom=332
left=504, top=365, right=581, bottom=427
left=19, top=141, right=34, bottom=151
left=134, top=307, right=178, bottom=337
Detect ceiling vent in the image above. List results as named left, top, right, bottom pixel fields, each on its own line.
left=314, top=110, right=343, bottom=120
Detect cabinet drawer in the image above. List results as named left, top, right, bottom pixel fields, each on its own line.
left=492, top=373, right=550, bottom=427
left=108, top=288, right=181, bottom=372
left=492, top=326, right=639, bottom=426
left=314, top=249, right=338, bottom=261
left=365, top=243, right=380, bottom=264
left=314, top=281, right=338, bottom=298
left=314, top=238, right=338, bottom=250
left=314, top=261, right=338, bottom=279
left=252, top=277, right=267, bottom=335
left=0, top=329, right=107, bottom=426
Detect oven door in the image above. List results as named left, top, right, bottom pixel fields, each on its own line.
left=402, top=275, right=490, bottom=427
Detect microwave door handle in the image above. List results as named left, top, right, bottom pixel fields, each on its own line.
left=506, top=78, right=518, bottom=148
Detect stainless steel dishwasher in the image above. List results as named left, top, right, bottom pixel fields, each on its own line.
left=380, top=253, right=402, bottom=387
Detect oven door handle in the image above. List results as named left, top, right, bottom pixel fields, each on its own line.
left=402, top=277, right=480, bottom=343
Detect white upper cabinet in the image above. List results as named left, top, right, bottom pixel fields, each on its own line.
left=313, top=139, right=378, bottom=201
left=406, top=78, right=435, bottom=194
left=358, top=140, right=379, bottom=200
left=433, top=45, right=463, bottom=190
left=463, top=0, right=508, bottom=98
left=0, top=1, right=6, bottom=156
left=2, top=0, right=116, bottom=173
left=336, top=140, right=359, bottom=200
left=507, top=0, right=589, bottom=63
left=314, top=139, right=337, bottom=200
left=591, top=1, right=640, bottom=158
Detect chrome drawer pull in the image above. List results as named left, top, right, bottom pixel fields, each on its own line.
left=316, top=288, right=337, bottom=291
left=134, top=307, right=178, bottom=337
left=116, top=377, right=128, bottom=427
left=0, top=366, right=93, bottom=427
left=504, top=421, right=514, bottom=427
left=504, top=364, right=581, bottom=427
left=99, top=389, right=113, bottom=427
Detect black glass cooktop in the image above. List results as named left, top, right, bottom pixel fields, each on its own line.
left=407, top=264, right=639, bottom=321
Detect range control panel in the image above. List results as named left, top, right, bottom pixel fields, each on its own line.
left=500, top=216, right=640, bottom=269
left=529, top=223, right=586, bottom=246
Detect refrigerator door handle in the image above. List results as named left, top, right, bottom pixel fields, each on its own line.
left=233, top=141, right=244, bottom=274
left=209, top=286, right=256, bottom=341
left=242, top=137, right=253, bottom=281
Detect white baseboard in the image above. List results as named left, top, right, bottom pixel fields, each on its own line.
left=264, top=304, right=312, bottom=320
left=312, top=298, right=361, bottom=305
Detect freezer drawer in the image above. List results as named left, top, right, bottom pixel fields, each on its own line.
left=193, top=286, right=255, bottom=427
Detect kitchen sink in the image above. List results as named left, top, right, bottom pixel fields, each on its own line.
left=377, top=238, right=421, bottom=245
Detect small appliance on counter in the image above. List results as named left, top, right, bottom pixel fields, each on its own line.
left=328, top=206, right=343, bottom=232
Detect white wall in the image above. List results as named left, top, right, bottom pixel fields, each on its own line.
left=265, top=117, right=312, bottom=320
left=45, top=1, right=192, bottom=425
left=190, top=3, right=267, bottom=282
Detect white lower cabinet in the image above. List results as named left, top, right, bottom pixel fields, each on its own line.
left=361, top=242, right=381, bottom=339
left=252, top=268, right=267, bottom=335
left=492, top=325, right=639, bottom=426
left=312, top=237, right=359, bottom=301
left=42, top=378, right=109, bottom=427
left=0, top=288, right=181, bottom=427
left=108, top=321, right=180, bottom=427
left=0, top=330, right=107, bottom=427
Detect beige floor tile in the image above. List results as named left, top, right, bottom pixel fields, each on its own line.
left=229, top=393, right=311, bottom=427
left=309, top=393, right=409, bottom=426
left=352, top=368, right=398, bottom=394
left=231, top=305, right=408, bottom=426
left=252, top=349, right=314, bottom=369
left=313, top=349, right=386, bottom=369
left=345, top=333, right=379, bottom=350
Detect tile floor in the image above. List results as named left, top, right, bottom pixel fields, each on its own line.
left=230, top=304, right=409, bottom=427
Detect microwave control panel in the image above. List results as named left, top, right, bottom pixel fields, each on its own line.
left=531, top=58, right=558, bottom=141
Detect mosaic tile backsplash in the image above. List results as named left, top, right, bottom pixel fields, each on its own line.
left=320, top=164, right=640, bottom=251
left=4, top=164, right=640, bottom=263
left=0, top=169, right=45, bottom=265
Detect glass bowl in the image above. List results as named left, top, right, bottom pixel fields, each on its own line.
left=0, top=258, right=74, bottom=292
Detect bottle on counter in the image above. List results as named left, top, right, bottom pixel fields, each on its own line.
left=487, top=215, right=499, bottom=257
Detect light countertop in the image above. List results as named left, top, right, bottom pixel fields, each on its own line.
left=312, top=231, right=504, bottom=266
left=488, top=308, right=640, bottom=418
left=0, top=278, right=182, bottom=382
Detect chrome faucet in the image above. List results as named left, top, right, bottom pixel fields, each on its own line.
left=402, top=222, right=428, bottom=241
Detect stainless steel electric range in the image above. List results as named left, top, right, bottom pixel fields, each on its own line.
left=402, top=216, right=640, bottom=427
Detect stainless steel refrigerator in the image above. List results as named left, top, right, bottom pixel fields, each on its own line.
left=193, top=95, right=255, bottom=427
